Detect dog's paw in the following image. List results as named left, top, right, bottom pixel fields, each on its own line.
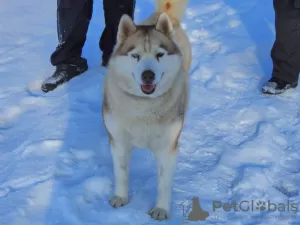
left=148, top=207, right=169, bottom=221
left=109, top=195, right=128, bottom=208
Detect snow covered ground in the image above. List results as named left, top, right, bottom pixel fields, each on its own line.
left=0, top=0, right=300, bottom=224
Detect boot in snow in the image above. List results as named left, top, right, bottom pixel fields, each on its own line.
left=262, top=76, right=298, bottom=95
left=41, top=59, right=88, bottom=93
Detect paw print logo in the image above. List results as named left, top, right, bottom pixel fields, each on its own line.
left=256, top=201, right=266, bottom=211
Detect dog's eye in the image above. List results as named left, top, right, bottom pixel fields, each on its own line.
left=131, top=53, right=140, bottom=61
left=156, top=52, right=164, bottom=60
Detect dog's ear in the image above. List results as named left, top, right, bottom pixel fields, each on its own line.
left=155, top=12, right=173, bottom=34
left=117, top=14, right=136, bottom=42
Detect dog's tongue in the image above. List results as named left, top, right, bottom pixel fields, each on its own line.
left=141, top=84, right=155, bottom=93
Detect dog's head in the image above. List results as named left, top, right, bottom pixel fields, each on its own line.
left=109, top=13, right=183, bottom=98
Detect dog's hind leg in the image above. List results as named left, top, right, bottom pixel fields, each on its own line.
left=109, top=141, right=131, bottom=208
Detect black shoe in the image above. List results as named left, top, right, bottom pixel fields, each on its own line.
left=101, top=55, right=109, bottom=68
left=101, top=60, right=108, bottom=68
left=41, top=60, right=88, bottom=93
left=262, top=77, right=298, bottom=95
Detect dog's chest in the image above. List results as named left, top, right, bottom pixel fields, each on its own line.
left=104, top=112, right=174, bottom=149
left=125, top=122, right=167, bottom=148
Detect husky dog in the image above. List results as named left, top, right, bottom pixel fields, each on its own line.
left=102, top=0, right=191, bottom=220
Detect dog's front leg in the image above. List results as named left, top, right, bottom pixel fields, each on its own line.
left=149, top=148, right=178, bottom=220
left=109, top=140, right=131, bottom=208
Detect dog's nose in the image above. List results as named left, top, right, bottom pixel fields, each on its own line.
left=141, top=70, right=155, bottom=84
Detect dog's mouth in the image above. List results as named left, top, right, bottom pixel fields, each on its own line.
left=141, top=84, right=156, bottom=95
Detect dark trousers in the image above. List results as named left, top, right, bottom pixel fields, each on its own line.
left=271, top=0, right=300, bottom=83
left=50, top=0, right=135, bottom=66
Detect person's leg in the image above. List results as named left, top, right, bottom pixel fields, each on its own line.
left=42, top=0, right=93, bottom=93
left=262, top=0, right=300, bottom=95
left=99, top=0, right=136, bottom=67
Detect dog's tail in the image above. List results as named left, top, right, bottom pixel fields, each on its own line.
left=155, top=0, right=189, bottom=25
